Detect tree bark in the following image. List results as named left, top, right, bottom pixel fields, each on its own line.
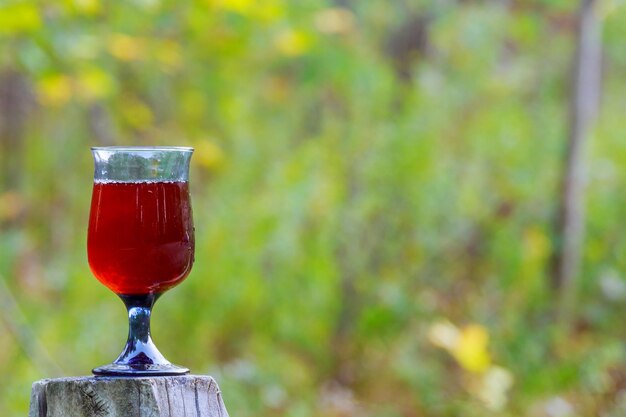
left=552, top=0, right=602, bottom=315
left=29, top=375, right=229, bottom=417
left=0, top=69, right=33, bottom=193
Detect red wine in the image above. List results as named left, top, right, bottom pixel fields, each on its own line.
left=88, top=181, right=194, bottom=295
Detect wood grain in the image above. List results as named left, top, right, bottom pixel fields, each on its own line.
left=29, top=376, right=229, bottom=417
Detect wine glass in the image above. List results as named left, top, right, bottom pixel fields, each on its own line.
left=88, top=146, right=194, bottom=376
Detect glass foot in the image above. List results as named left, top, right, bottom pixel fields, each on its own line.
left=92, top=293, right=189, bottom=377
left=93, top=363, right=189, bottom=376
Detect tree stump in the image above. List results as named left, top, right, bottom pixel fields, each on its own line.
left=29, top=375, right=229, bottom=417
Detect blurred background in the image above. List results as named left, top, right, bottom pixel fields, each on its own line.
left=1, top=0, right=626, bottom=416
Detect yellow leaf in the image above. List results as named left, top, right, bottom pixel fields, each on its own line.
left=195, top=140, right=225, bottom=172
left=120, top=97, right=153, bottom=129
left=314, top=8, right=355, bottom=35
left=216, top=0, right=256, bottom=14
left=72, top=0, right=102, bottom=16
left=0, top=4, right=41, bottom=35
left=523, top=226, right=551, bottom=262
left=76, top=67, right=114, bottom=102
left=452, top=325, right=491, bottom=372
left=181, top=91, right=206, bottom=123
left=256, top=2, right=283, bottom=22
left=274, top=29, right=312, bottom=57
left=155, top=40, right=182, bottom=72
left=107, top=34, right=146, bottom=62
left=37, top=74, right=72, bottom=107
left=213, top=0, right=283, bottom=21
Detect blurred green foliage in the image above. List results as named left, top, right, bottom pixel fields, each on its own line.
left=2, top=0, right=626, bottom=416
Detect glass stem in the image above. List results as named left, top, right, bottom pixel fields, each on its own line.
left=114, top=293, right=169, bottom=367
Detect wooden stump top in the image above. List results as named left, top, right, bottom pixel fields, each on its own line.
left=29, top=375, right=229, bottom=417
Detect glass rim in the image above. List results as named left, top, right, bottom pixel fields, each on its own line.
left=91, top=146, right=194, bottom=152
